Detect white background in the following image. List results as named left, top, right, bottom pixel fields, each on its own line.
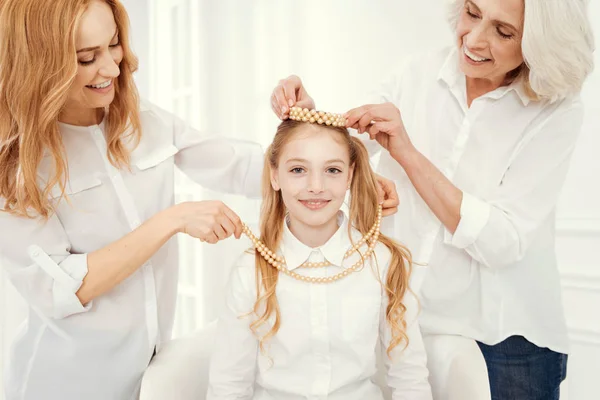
left=1, top=1, right=598, bottom=399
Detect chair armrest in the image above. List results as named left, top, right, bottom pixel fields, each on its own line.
left=140, top=322, right=217, bottom=400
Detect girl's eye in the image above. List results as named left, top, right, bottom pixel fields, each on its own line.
left=290, top=167, right=305, bottom=174
left=327, top=168, right=342, bottom=174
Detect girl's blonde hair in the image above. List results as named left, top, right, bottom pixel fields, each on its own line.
left=0, top=0, right=141, bottom=218
left=448, top=0, right=595, bottom=102
left=250, top=120, right=412, bottom=358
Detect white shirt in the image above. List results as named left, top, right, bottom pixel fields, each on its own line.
left=0, top=100, right=263, bottom=400
left=207, top=213, right=432, bottom=400
left=372, top=47, right=583, bottom=354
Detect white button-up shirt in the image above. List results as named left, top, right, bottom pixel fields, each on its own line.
left=208, top=213, right=432, bottom=400
left=0, top=101, right=263, bottom=400
left=373, top=47, right=583, bottom=354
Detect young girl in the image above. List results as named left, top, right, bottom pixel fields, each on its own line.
left=207, top=109, right=432, bottom=399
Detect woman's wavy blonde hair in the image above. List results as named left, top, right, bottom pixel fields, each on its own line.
left=448, top=0, right=595, bottom=102
left=249, top=120, right=412, bottom=359
left=0, top=0, right=141, bottom=218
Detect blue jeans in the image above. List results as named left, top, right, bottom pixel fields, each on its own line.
left=477, top=336, right=568, bottom=400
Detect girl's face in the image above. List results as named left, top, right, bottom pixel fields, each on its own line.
left=271, top=126, right=354, bottom=234
left=64, top=0, right=123, bottom=113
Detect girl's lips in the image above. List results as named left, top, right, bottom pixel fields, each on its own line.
left=299, top=199, right=331, bottom=210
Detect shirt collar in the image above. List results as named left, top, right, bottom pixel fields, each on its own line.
left=58, top=111, right=107, bottom=133
left=280, top=212, right=352, bottom=271
left=438, top=47, right=463, bottom=88
left=437, top=47, right=530, bottom=106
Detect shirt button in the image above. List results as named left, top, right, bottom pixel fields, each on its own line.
left=28, top=246, right=41, bottom=258
left=132, top=220, right=140, bottom=228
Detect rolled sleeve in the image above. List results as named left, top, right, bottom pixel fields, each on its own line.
left=27, top=246, right=92, bottom=319
left=0, top=211, right=92, bottom=320
left=446, top=99, right=584, bottom=268
left=444, top=192, right=491, bottom=249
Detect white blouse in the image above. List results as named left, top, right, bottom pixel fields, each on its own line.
left=207, top=213, right=433, bottom=400
left=372, top=47, right=583, bottom=354
left=0, top=101, right=263, bottom=400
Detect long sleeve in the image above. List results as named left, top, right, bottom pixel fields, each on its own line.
left=207, top=255, right=259, bottom=399
left=444, top=100, right=584, bottom=268
left=0, top=210, right=92, bottom=320
left=381, top=290, right=433, bottom=400
left=172, top=113, right=264, bottom=199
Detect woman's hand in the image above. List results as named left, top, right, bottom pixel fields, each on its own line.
left=345, top=102, right=415, bottom=164
left=271, top=75, right=315, bottom=120
left=375, top=174, right=400, bottom=217
left=170, top=201, right=243, bottom=244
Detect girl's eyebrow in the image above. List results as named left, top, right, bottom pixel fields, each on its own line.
left=285, top=158, right=346, bottom=164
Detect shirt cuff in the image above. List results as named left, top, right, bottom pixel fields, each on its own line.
left=444, top=192, right=491, bottom=249
left=27, top=246, right=92, bottom=319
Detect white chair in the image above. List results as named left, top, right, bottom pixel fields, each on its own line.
left=140, top=322, right=218, bottom=400
left=140, top=324, right=490, bottom=400
left=423, top=334, right=491, bottom=400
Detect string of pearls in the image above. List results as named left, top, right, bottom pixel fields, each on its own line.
left=241, top=205, right=383, bottom=283
left=288, top=107, right=347, bottom=127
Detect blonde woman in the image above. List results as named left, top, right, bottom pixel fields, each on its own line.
left=0, top=0, right=268, bottom=399
left=208, top=118, right=432, bottom=399
left=271, top=0, right=595, bottom=399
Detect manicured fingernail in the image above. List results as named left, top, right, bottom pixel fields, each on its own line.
left=288, top=99, right=294, bottom=107
left=281, top=106, right=287, bottom=113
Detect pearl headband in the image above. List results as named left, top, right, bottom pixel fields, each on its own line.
left=288, top=107, right=347, bottom=127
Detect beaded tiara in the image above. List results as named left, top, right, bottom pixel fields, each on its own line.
left=288, top=106, right=347, bottom=127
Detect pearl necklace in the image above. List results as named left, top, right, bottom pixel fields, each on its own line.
left=241, top=205, right=383, bottom=283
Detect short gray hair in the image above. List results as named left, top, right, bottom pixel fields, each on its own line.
left=448, top=0, right=595, bottom=102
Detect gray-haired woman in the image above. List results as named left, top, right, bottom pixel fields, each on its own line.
left=271, top=0, right=595, bottom=398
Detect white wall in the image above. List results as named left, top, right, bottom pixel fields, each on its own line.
left=121, top=0, right=150, bottom=96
